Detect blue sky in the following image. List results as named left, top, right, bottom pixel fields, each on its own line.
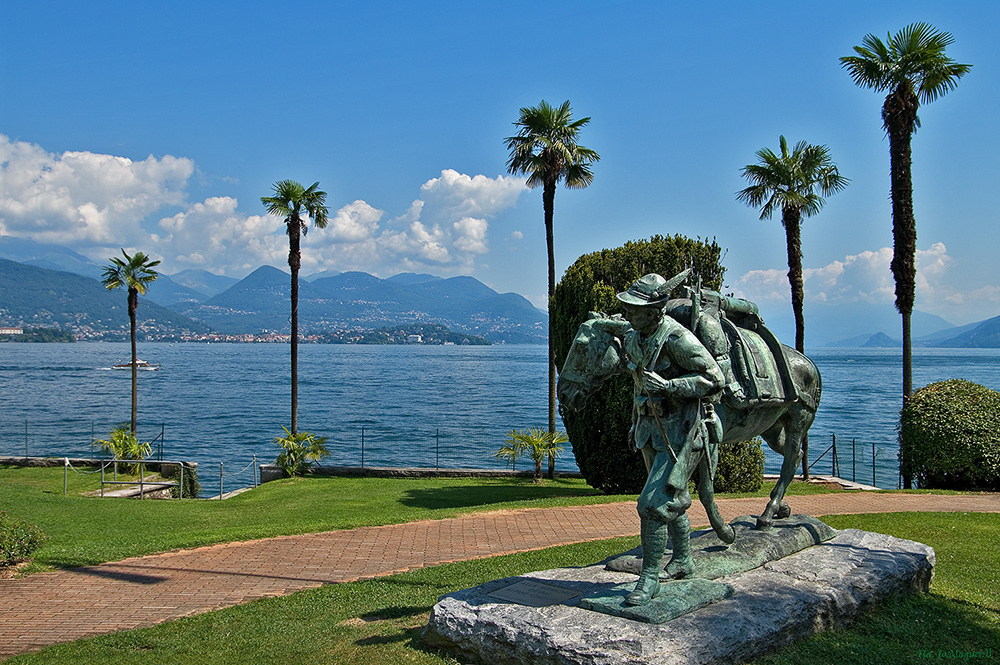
left=1, top=1, right=997, bottom=328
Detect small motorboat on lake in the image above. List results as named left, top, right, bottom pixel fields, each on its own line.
left=112, top=359, right=160, bottom=371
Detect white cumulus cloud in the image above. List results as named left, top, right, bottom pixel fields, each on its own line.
left=733, top=242, right=1000, bottom=324
left=0, top=135, right=193, bottom=246
left=0, top=136, right=529, bottom=280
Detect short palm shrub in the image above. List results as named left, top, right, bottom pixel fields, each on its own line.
left=713, top=438, right=765, bottom=493
left=1, top=511, right=46, bottom=567
left=96, top=424, right=152, bottom=474
left=495, top=428, right=568, bottom=482
left=900, top=379, right=1000, bottom=490
left=273, top=428, right=331, bottom=477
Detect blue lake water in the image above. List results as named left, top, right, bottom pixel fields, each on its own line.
left=2, top=342, right=999, bottom=494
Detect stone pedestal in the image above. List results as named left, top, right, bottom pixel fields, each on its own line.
left=422, top=526, right=934, bottom=665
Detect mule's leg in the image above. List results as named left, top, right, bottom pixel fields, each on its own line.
left=757, top=405, right=814, bottom=528
left=697, top=459, right=736, bottom=544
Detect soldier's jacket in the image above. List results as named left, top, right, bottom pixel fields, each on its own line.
left=623, top=315, right=724, bottom=452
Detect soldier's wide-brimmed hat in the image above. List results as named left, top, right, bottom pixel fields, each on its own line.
left=616, top=269, right=691, bottom=306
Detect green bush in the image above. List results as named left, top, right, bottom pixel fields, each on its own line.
left=1, top=511, right=46, bottom=567
left=552, top=234, right=726, bottom=493
left=712, top=438, right=765, bottom=493
left=163, top=463, right=201, bottom=499
left=900, top=379, right=1000, bottom=490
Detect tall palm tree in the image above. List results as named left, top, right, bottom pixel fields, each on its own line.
left=261, top=180, right=329, bottom=435
left=102, top=249, right=160, bottom=435
left=504, top=100, right=599, bottom=478
left=737, top=136, right=848, bottom=352
left=841, top=23, right=971, bottom=405
left=738, top=137, right=847, bottom=481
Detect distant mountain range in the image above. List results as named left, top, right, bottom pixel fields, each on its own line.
left=173, top=267, right=547, bottom=343
left=3, top=236, right=997, bottom=347
left=0, top=237, right=546, bottom=343
left=758, top=300, right=1000, bottom=349
left=0, top=258, right=209, bottom=337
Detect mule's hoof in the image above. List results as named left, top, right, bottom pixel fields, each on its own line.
left=776, top=502, right=791, bottom=519
left=717, top=524, right=736, bottom=544
left=625, top=579, right=661, bottom=606
left=755, top=515, right=773, bottom=530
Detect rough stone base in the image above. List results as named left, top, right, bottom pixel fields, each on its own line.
left=422, top=528, right=935, bottom=665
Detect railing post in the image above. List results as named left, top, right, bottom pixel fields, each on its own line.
left=159, top=423, right=164, bottom=460
left=64, top=457, right=69, bottom=495
left=872, top=441, right=877, bottom=488
left=852, top=439, right=856, bottom=483
left=219, top=463, right=224, bottom=500
left=361, top=426, right=365, bottom=468
left=180, top=463, right=185, bottom=500
left=101, top=462, right=105, bottom=498
left=253, top=454, right=258, bottom=487
left=436, top=428, right=440, bottom=469
left=139, top=461, right=144, bottom=500
left=832, top=434, right=838, bottom=477
left=24, top=419, right=28, bottom=460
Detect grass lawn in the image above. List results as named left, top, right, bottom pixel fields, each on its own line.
left=0, top=464, right=836, bottom=574
left=2, top=511, right=997, bottom=665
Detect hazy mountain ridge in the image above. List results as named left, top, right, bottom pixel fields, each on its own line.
left=0, top=259, right=209, bottom=336
left=178, top=267, right=547, bottom=343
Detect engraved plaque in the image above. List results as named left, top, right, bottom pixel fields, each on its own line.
left=486, top=580, right=581, bottom=607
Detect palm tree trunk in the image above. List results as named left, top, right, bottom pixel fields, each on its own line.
left=885, top=90, right=918, bottom=403
left=783, top=212, right=806, bottom=354
left=289, top=225, right=301, bottom=436
left=128, top=288, right=138, bottom=436
left=543, top=179, right=557, bottom=480
left=885, top=88, right=919, bottom=489
left=782, top=210, right=809, bottom=479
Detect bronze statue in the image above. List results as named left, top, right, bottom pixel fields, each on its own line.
left=558, top=271, right=822, bottom=606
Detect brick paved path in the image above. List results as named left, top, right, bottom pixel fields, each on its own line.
left=2, top=492, right=998, bottom=657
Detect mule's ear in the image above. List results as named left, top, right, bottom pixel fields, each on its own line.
left=658, top=268, right=691, bottom=298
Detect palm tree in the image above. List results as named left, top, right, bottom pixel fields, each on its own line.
left=738, top=137, right=847, bottom=481
left=504, top=100, right=599, bottom=478
left=102, top=249, right=160, bottom=435
left=841, top=23, right=971, bottom=405
left=495, top=428, right=568, bottom=483
left=261, top=180, right=329, bottom=435
left=737, top=136, right=849, bottom=352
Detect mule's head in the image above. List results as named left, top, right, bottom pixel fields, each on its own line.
left=557, top=317, right=626, bottom=412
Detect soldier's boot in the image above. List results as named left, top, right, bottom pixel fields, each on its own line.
left=625, top=519, right=668, bottom=606
left=665, top=514, right=696, bottom=579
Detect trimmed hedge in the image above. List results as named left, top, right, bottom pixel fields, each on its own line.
left=900, top=379, right=1000, bottom=490
left=713, top=438, right=765, bottom=493
left=552, top=234, right=725, bottom=493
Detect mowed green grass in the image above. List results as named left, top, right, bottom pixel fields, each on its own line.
left=0, top=464, right=837, bottom=574
left=3, top=512, right=997, bottom=665
left=0, top=465, right=625, bottom=573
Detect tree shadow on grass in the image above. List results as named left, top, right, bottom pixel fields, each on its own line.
left=399, top=480, right=604, bottom=510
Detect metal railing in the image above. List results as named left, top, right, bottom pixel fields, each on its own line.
left=805, top=433, right=898, bottom=488
left=97, top=458, right=186, bottom=499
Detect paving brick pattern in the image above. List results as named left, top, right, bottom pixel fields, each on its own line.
left=2, top=492, right=998, bottom=657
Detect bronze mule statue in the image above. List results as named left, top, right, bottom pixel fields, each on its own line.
left=557, top=271, right=822, bottom=605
